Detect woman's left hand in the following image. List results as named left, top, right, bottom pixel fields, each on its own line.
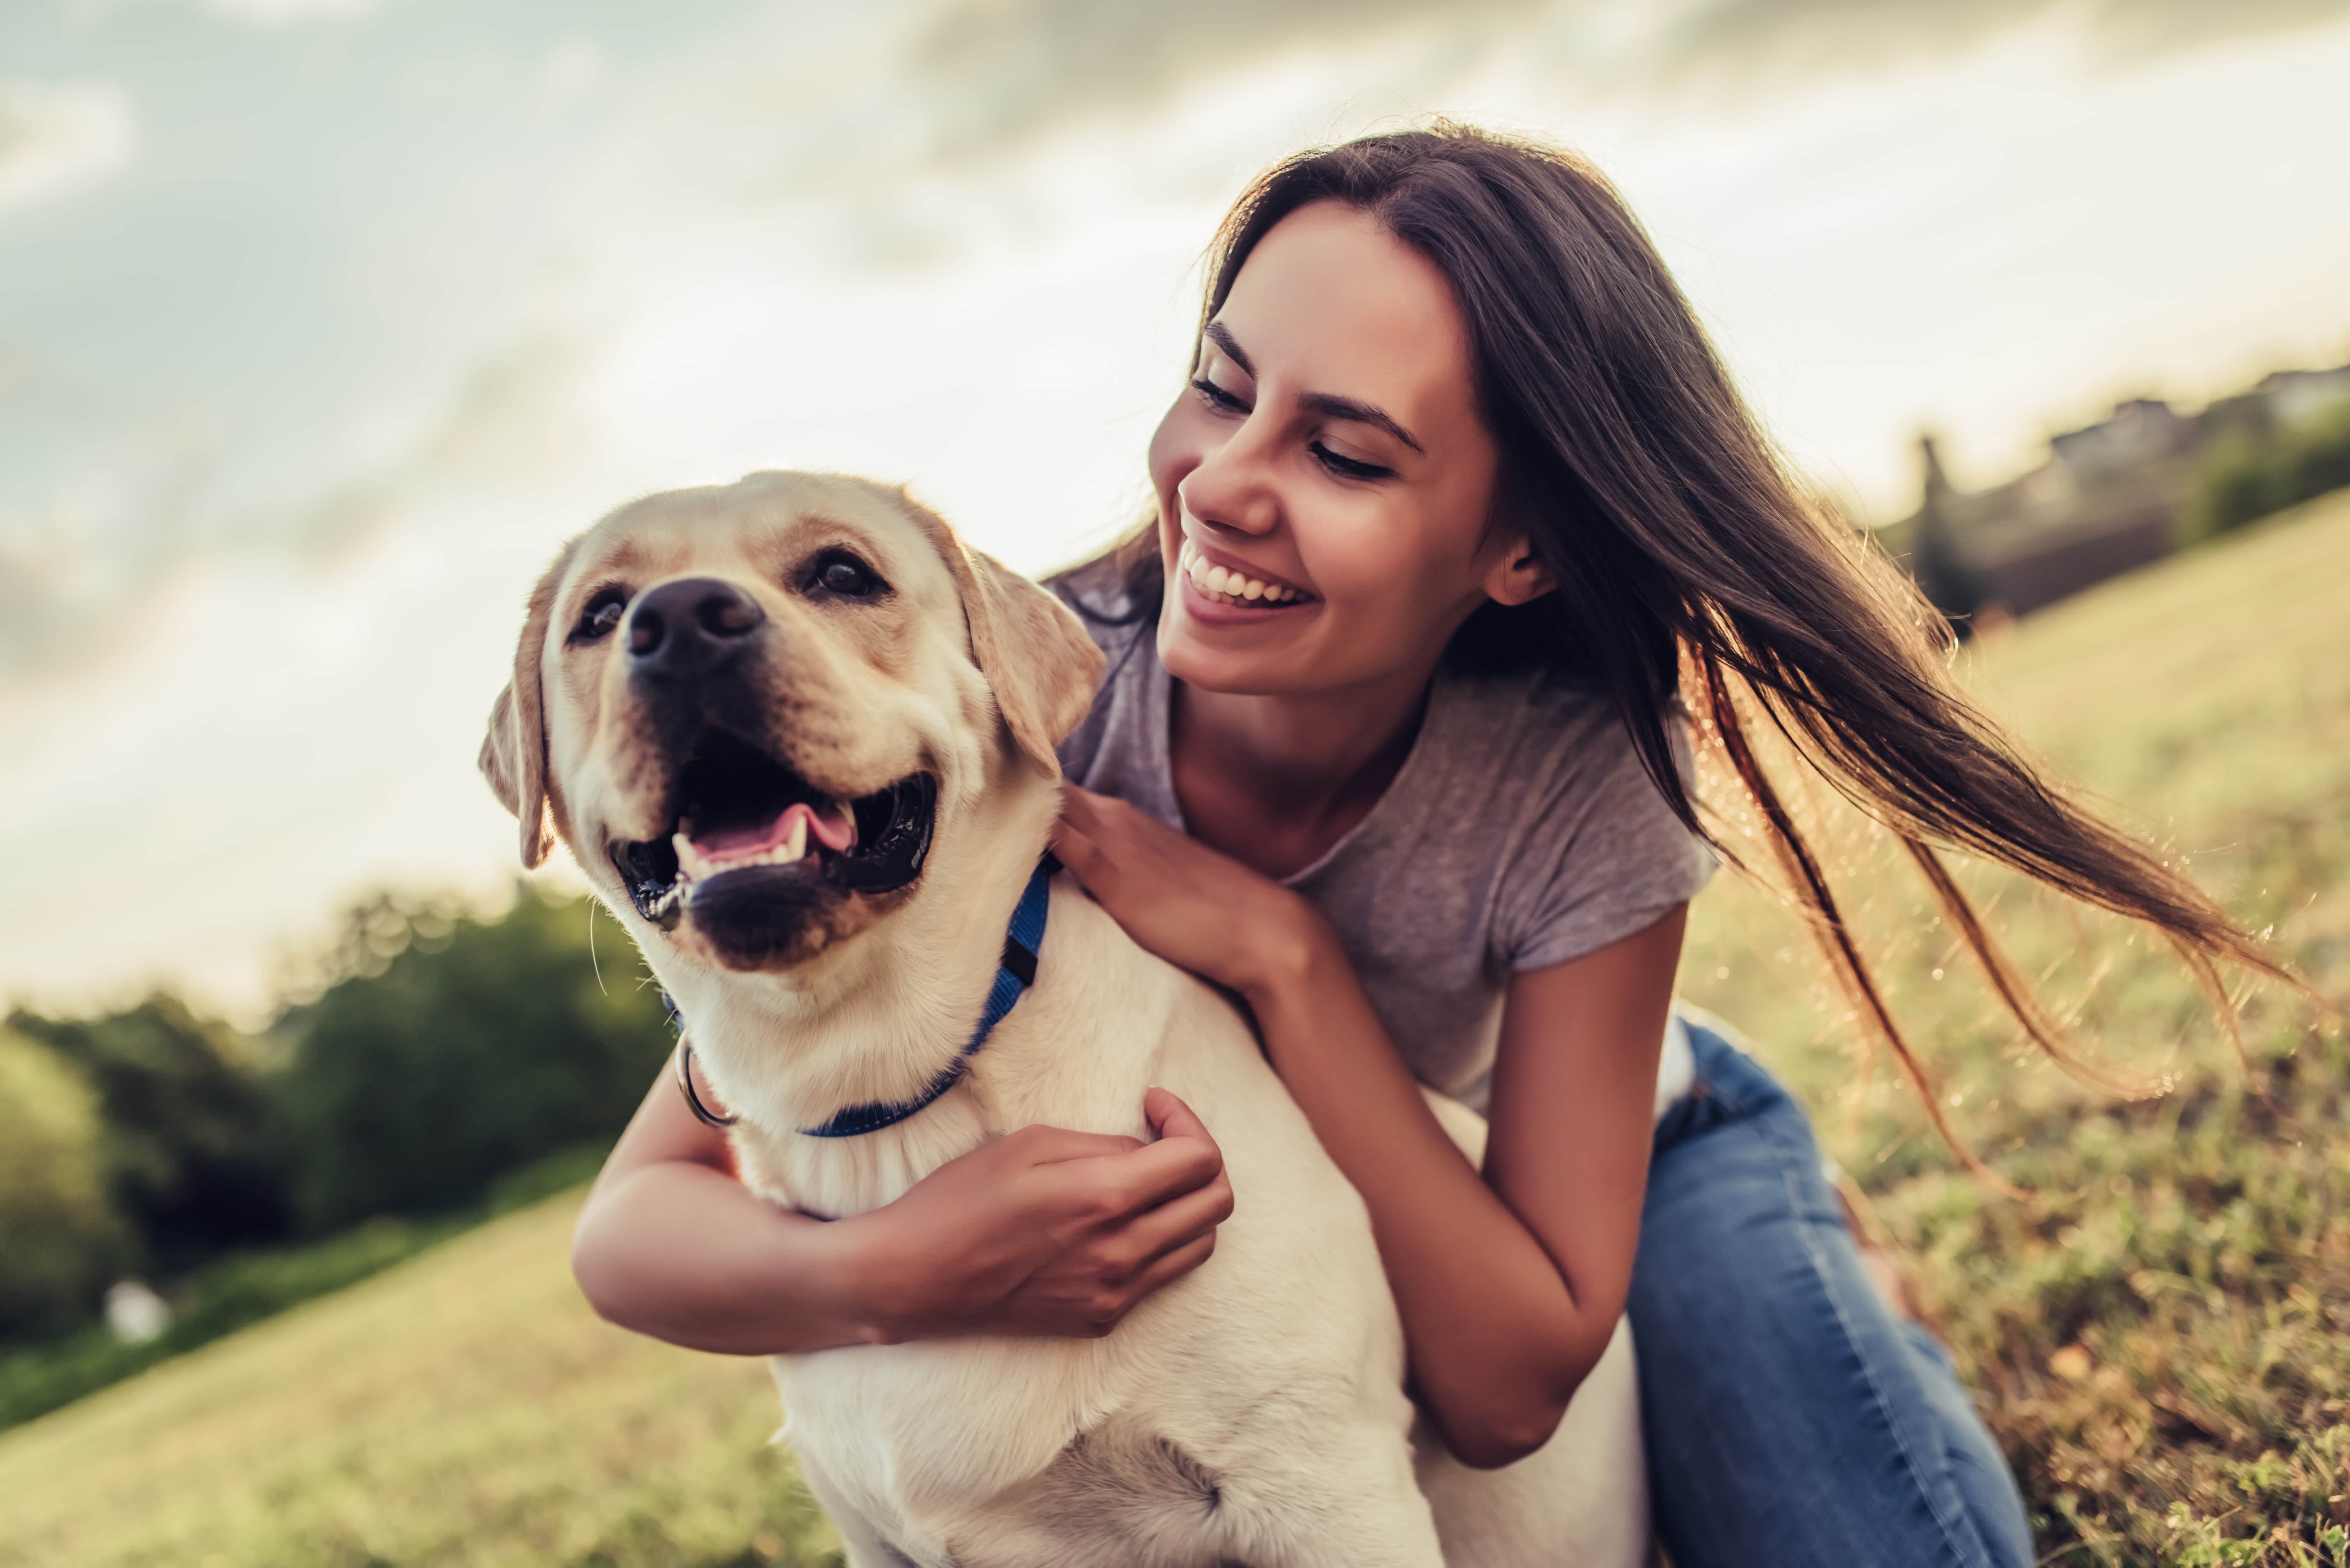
left=1051, top=784, right=1330, bottom=1005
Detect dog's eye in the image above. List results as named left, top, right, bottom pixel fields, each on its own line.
left=812, top=552, right=887, bottom=599
left=572, top=587, right=629, bottom=643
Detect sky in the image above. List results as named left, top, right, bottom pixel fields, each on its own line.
left=4, top=0, right=2349, bottom=1022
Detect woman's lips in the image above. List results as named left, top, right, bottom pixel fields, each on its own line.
left=1177, top=538, right=1313, bottom=606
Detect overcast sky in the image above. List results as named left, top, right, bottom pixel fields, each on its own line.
left=5, top=0, right=2349, bottom=1021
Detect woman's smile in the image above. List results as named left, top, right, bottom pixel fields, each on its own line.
left=1177, top=536, right=1316, bottom=609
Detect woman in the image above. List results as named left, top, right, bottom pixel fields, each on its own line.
left=572, top=125, right=2281, bottom=1566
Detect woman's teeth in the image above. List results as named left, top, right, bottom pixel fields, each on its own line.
left=1178, top=540, right=1307, bottom=605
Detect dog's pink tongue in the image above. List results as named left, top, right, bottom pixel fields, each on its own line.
left=690, top=801, right=857, bottom=859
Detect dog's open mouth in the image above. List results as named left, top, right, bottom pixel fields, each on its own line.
left=608, top=730, right=936, bottom=931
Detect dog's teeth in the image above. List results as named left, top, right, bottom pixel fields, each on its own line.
left=673, top=831, right=710, bottom=881
left=781, top=814, right=807, bottom=863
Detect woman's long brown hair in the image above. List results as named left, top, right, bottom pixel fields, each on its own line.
left=1080, top=123, right=2296, bottom=1175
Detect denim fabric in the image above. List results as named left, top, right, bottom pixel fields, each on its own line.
left=1630, top=1016, right=2035, bottom=1568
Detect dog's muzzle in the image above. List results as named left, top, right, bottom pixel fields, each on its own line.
left=603, top=577, right=937, bottom=946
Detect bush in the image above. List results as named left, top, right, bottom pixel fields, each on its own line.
left=10, top=996, right=294, bottom=1273
left=273, top=890, right=671, bottom=1231
left=0, top=1032, right=133, bottom=1338
left=2180, top=401, right=2350, bottom=543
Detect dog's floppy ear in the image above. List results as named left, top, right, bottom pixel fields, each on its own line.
left=959, top=546, right=1106, bottom=773
left=900, top=491, right=1105, bottom=776
left=479, top=550, right=569, bottom=868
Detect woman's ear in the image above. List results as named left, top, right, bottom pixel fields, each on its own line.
left=1484, top=535, right=1557, bottom=607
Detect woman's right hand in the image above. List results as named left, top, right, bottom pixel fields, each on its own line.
left=855, top=1086, right=1235, bottom=1342
left=574, top=1059, right=1231, bottom=1355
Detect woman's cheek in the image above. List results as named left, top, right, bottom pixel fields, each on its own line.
left=1298, top=510, right=1407, bottom=622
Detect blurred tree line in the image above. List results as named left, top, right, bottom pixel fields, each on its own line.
left=0, top=889, right=670, bottom=1343
left=2182, top=395, right=2350, bottom=542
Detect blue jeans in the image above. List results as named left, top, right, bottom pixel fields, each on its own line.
left=1629, top=1017, right=2034, bottom=1568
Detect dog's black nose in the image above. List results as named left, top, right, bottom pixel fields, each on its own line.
left=626, top=577, right=767, bottom=676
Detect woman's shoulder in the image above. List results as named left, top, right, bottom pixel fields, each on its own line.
left=1045, top=553, right=1162, bottom=790
left=1416, top=661, right=1706, bottom=866
left=1432, top=659, right=1650, bottom=776
left=1045, top=554, right=1148, bottom=655
left=1418, top=665, right=1714, bottom=972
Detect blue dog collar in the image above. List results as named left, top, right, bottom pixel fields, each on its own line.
left=796, top=854, right=1057, bottom=1139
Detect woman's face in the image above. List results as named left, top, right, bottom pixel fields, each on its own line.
left=1148, top=199, right=1543, bottom=699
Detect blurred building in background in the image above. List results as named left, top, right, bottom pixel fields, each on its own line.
left=1881, top=359, right=2350, bottom=626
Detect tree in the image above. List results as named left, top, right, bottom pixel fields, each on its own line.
left=273, top=890, right=672, bottom=1231
left=10, top=997, right=293, bottom=1274
left=0, top=1030, right=132, bottom=1337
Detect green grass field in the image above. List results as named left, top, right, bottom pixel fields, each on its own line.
left=3, top=492, right=2345, bottom=1567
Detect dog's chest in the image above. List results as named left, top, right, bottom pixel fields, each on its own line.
left=773, top=1311, right=1278, bottom=1568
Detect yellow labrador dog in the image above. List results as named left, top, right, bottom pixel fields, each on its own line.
left=482, top=471, right=1648, bottom=1568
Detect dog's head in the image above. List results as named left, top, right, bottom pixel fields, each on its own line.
left=481, top=471, right=1103, bottom=974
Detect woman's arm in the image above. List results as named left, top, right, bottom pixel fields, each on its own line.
left=1055, top=786, right=1682, bottom=1468
left=571, top=1047, right=1236, bottom=1354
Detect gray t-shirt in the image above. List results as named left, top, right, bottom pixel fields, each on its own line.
left=1052, top=561, right=1717, bottom=1117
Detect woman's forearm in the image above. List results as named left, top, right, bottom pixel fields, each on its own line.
left=571, top=1055, right=1235, bottom=1356
left=1245, top=940, right=1618, bottom=1466
left=571, top=1156, right=890, bottom=1356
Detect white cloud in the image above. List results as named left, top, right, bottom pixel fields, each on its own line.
left=178, top=0, right=391, bottom=22
left=535, top=36, right=608, bottom=120
left=0, top=79, right=138, bottom=219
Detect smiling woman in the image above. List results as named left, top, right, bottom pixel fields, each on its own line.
left=1037, top=123, right=2298, bottom=1567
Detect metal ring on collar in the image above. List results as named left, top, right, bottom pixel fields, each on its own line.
left=675, top=1041, right=739, bottom=1128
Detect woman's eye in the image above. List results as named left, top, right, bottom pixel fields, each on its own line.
left=1312, top=443, right=1392, bottom=482
left=813, top=552, right=886, bottom=598
left=572, top=589, right=629, bottom=642
left=1191, top=376, right=1248, bottom=414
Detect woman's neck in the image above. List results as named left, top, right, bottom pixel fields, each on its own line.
left=1169, top=657, right=1437, bottom=879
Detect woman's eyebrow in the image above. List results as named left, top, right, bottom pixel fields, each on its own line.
left=1299, top=391, right=1423, bottom=455
left=1204, top=320, right=1255, bottom=377
left=1204, top=320, right=1424, bottom=455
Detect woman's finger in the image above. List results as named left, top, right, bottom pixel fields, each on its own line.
left=1143, top=1088, right=1219, bottom=1152
left=1118, top=1169, right=1235, bottom=1261
left=1010, top=1124, right=1148, bottom=1165
left=1121, top=1230, right=1219, bottom=1304
left=1071, top=1124, right=1224, bottom=1218
left=1047, top=817, right=1105, bottom=881
left=1056, top=782, right=1111, bottom=833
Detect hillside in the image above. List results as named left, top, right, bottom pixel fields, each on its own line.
left=0, top=1192, right=839, bottom=1566
left=1677, top=487, right=2350, bottom=1565
left=2, top=489, right=2345, bottom=1567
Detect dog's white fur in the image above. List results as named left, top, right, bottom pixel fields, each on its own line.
left=487, top=472, right=1649, bottom=1567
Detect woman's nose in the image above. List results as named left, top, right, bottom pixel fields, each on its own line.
left=1179, top=423, right=1280, bottom=538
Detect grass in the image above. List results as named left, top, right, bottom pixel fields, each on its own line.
left=0, top=1189, right=841, bottom=1567
left=0, top=1144, right=613, bottom=1436
left=1677, top=487, right=2350, bottom=1565
left=0, top=489, right=2344, bottom=1566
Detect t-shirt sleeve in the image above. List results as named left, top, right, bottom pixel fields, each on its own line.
left=1502, top=708, right=1717, bottom=975
left=1046, top=556, right=1143, bottom=783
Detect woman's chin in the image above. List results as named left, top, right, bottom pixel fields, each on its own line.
left=1157, top=595, right=1320, bottom=697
